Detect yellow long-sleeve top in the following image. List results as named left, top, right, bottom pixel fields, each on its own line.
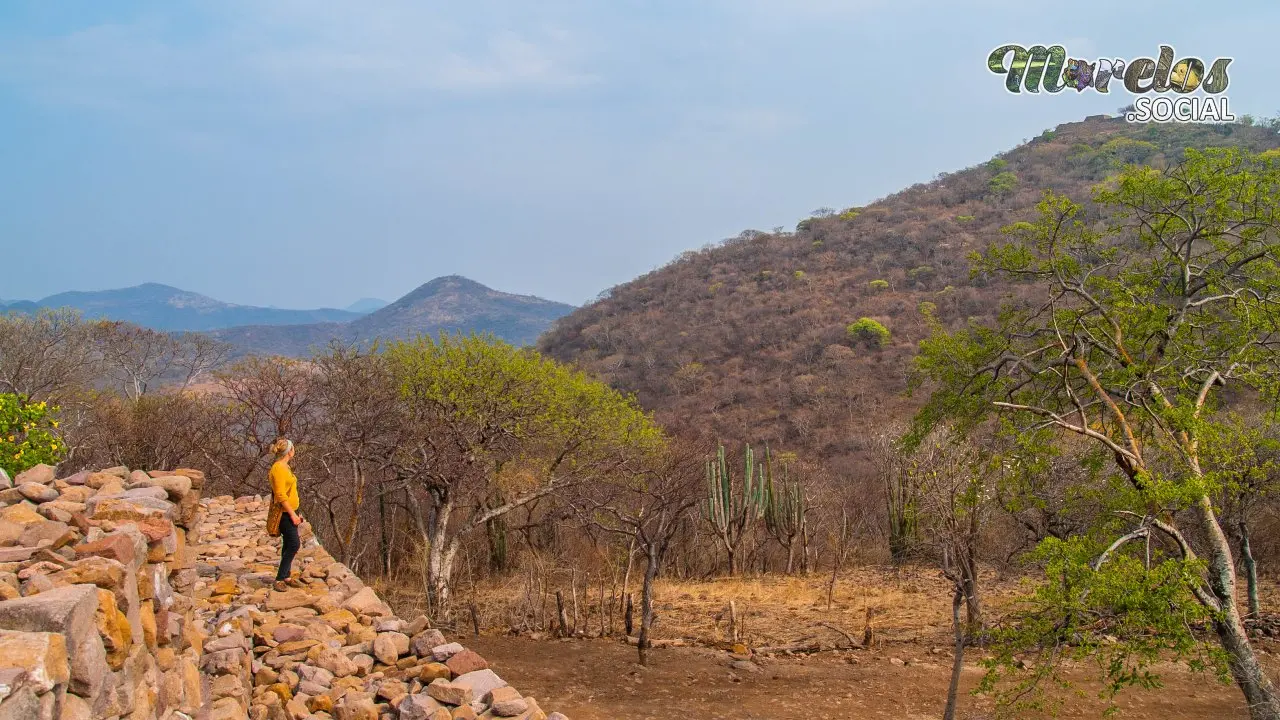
left=269, top=460, right=300, bottom=513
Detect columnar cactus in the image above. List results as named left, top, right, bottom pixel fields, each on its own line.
left=762, top=447, right=808, bottom=575
left=703, top=443, right=765, bottom=576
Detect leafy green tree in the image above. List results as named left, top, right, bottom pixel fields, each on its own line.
left=1201, top=414, right=1280, bottom=620
left=987, top=171, right=1018, bottom=197
left=0, top=394, right=65, bottom=477
left=847, top=318, right=891, bottom=349
left=912, top=148, right=1280, bottom=718
left=385, top=333, right=662, bottom=612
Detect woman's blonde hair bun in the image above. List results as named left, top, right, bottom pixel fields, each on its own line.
left=271, top=438, right=294, bottom=458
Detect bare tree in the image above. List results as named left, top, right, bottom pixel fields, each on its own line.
left=913, top=428, right=996, bottom=720
left=207, top=355, right=316, bottom=494
left=0, top=308, right=98, bottom=402
left=576, top=444, right=703, bottom=665
left=309, top=343, right=403, bottom=567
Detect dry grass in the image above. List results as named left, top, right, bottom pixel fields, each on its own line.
left=387, top=561, right=1280, bottom=658
left=462, top=564, right=1030, bottom=650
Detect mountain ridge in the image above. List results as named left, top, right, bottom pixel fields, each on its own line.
left=537, top=117, right=1280, bottom=480
left=4, top=282, right=361, bottom=331
left=210, top=275, right=575, bottom=356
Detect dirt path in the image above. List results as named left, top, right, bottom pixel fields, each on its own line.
left=467, top=635, right=1248, bottom=719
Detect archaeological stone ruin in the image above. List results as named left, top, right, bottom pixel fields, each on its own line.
left=0, top=463, right=567, bottom=720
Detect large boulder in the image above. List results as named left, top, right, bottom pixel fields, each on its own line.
left=0, top=503, right=45, bottom=526
left=73, top=527, right=147, bottom=571
left=411, top=629, right=447, bottom=657
left=47, top=558, right=140, bottom=651
left=398, top=693, right=447, bottom=720
left=452, top=669, right=505, bottom=707
left=13, top=464, right=55, bottom=486
left=0, top=584, right=107, bottom=699
left=425, top=678, right=472, bottom=707
left=15, top=484, right=57, bottom=504
left=17, top=521, right=75, bottom=550
left=341, top=586, right=393, bottom=617
left=0, top=631, right=68, bottom=692
left=87, top=495, right=175, bottom=523
left=129, top=475, right=191, bottom=502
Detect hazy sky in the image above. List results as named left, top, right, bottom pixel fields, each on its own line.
left=2, top=1, right=1277, bottom=309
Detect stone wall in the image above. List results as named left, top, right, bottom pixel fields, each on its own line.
left=0, top=464, right=567, bottom=720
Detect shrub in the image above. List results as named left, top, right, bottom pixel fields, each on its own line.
left=987, top=157, right=1008, bottom=172
left=838, top=207, right=863, bottom=221
left=987, top=171, right=1018, bottom=197
left=1098, top=136, right=1160, bottom=164
left=0, top=394, right=65, bottom=477
left=955, top=215, right=975, bottom=223
left=847, top=318, right=891, bottom=349
left=869, top=279, right=890, bottom=291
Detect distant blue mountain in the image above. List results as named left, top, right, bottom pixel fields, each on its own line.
left=210, top=276, right=575, bottom=357
left=346, top=298, right=390, bottom=314
left=4, top=283, right=361, bottom=331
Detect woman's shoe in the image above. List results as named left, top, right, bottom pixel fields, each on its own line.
left=285, top=576, right=305, bottom=588
left=273, top=580, right=289, bottom=592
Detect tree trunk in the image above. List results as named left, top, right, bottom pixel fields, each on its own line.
left=621, top=537, right=637, bottom=611
left=961, top=550, right=983, bottom=639
left=425, top=496, right=455, bottom=614
left=785, top=542, right=795, bottom=575
left=638, top=545, right=658, bottom=666
left=944, top=587, right=964, bottom=720
left=378, top=492, right=389, bottom=575
left=1240, top=519, right=1260, bottom=620
left=555, top=590, right=568, bottom=638
left=1196, top=496, right=1280, bottom=719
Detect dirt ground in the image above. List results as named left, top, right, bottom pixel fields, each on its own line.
left=443, top=566, right=1280, bottom=719
left=468, top=636, right=1250, bottom=719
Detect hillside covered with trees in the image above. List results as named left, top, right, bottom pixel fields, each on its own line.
left=539, top=116, right=1280, bottom=482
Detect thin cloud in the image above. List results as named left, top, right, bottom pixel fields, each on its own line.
left=0, top=1, right=598, bottom=116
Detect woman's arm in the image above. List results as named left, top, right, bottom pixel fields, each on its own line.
left=285, top=468, right=302, bottom=523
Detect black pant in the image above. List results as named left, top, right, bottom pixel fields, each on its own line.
left=276, top=513, right=299, bottom=581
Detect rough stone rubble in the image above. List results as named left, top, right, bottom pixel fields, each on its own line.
left=0, top=463, right=568, bottom=720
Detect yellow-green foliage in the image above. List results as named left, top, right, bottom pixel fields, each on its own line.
left=386, top=333, right=663, bottom=462
left=1098, top=136, right=1160, bottom=163
left=847, top=318, right=891, bottom=349
left=868, top=279, right=890, bottom=291
left=988, top=171, right=1018, bottom=196
left=838, top=207, right=863, bottom=221
left=0, top=395, right=64, bottom=477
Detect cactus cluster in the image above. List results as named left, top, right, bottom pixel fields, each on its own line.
left=704, top=443, right=809, bottom=575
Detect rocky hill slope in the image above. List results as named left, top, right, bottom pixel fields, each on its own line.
left=537, top=117, right=1280, bottom=480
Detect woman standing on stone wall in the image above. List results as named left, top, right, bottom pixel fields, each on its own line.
left=266, top=438, right=304, bottom=591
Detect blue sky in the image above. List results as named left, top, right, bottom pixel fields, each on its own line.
left=2, top=1, right=1277, bottom=309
